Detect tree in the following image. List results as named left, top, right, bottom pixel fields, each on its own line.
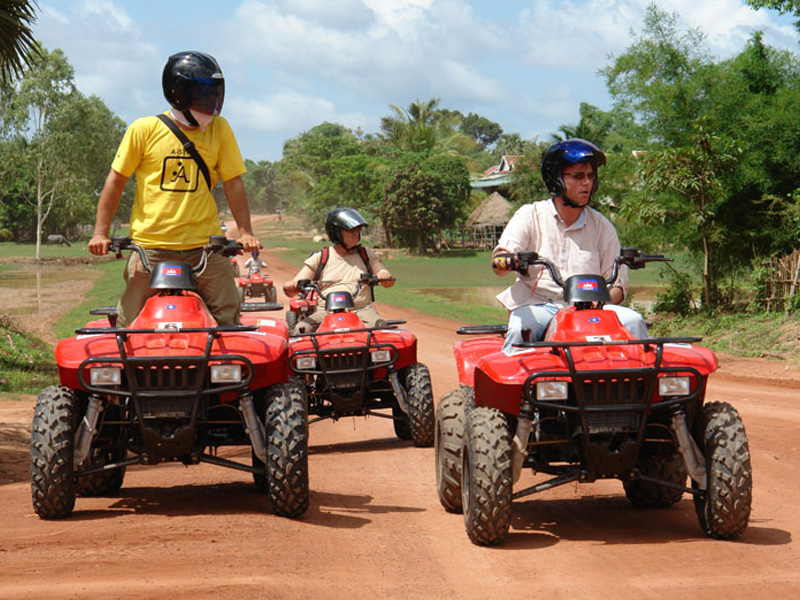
left=380, top=153, right=470, bottom=254
left=0, top=0, right=41, bottom=83
left=379, top=98, right=470, bottom=155
left=0, top=47, right=124, bottom=255
left=460, top=113, right=503, bottom=150
left=635, top=125, right=739, bottom=308
left=745, top=0, right=800, bottom=32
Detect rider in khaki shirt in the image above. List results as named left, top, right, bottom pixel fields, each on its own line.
left=283, top=208, right=394, bottom=334
left=491, top=139, right=646, bottom=353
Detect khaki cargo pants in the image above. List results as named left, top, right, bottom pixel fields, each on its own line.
left=115, top=247, right=240, bottom=328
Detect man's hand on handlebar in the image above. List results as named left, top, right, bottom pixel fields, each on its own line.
left=492, top=253, right=519, bottom=272
left=88, top=234, right=111, bottom=256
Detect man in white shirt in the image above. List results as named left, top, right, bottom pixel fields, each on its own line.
left=491, top=138, right=647, bottom=353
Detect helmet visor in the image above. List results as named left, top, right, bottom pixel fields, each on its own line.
left=559, top=140, right=606, bottom=166
left=336, top=209, right=368, bottom=230
left=189, top=77, right=225, bottom=116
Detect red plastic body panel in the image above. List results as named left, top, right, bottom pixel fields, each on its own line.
left=55, top=294, right=289, bottom=393
left=289, top=310, right=418, bottom=371
left=457, top=307, right=719, bottom=416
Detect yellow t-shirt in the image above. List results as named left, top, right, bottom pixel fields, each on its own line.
left=112, top=113, right=246, bottom=249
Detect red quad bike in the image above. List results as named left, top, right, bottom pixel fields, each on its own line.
left=435, top=248, right=752, bottom=546
left=30, top=235, right=309, bottom=520
left=237, top=266, right=277, bottom=304
left=287, top=275, right=434, bottom=446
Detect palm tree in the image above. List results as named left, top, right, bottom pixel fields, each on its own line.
left=1, top=0, right=41, bottom=84
left=380, top=98, right=467, bottom=155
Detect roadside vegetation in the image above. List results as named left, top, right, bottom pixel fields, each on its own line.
left=3, top=3, right=800, bottom=392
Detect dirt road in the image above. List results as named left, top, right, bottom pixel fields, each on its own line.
left=1, top=220, right=799, bottom=599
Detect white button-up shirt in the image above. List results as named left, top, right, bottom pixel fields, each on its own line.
left=494, top=199, right=627, bottom=311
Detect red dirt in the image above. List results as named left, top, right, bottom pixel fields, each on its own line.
left=1, top=215, right=799, bottom=599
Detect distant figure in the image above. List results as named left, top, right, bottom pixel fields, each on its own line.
left=47, top=234, right=71, bottom=247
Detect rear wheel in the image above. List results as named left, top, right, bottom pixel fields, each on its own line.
left=462, top=407, right=512, bottom=546
left=238, top=286, right=246, bottom=304
left=265, top=285, right=277, bottom=304
left=435, top=386, right=473, bottom=513
left=401, top=362, right=434, bottom=447
left=264, top=379, right=309, bottom=518
left=76, top=446, right=127, bottom=497
left=692, top=401, right=752, bottom=539
left=623, top=443, right=687, bottom=508
left=30, top=386, right=78, bottom=519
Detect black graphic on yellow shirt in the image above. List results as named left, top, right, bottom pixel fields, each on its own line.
left=160, top=156, right=199, bottom=192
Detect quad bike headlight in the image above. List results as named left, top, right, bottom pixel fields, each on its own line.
left=535, top=380, right=568, bottom=401
left=89, top=366, right=122, bottom=386
left=295, top=356, right=317, bottom=370
left=210, top=364, right=242, bottom=383
left=658, top=376, right=690, bottom=397
left=370, top=349, right=392, bottom=364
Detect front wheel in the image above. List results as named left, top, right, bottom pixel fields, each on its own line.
left=76, top=445, right=127, bottom=497
left=265, top=285, right=277, bottom=304
left=435, top=386, right=473, bottom=513
left=401, top=363, right=434, bottom=447
left=462, top=406, right=512, bottom=546
left=692, top=401, right=752, bottom=539
left=623, top=443, right=687, bottom=508
left=238, top=286, right=246, bottom=304
left=30, top=386, right=78, bottom=519
left=264, top=379, right=309, bottom=518
left=285, top=310, right=298, bottom=333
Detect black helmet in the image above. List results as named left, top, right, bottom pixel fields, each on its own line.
left=162, top=51, right=225, bottom=118
left=540, top=138, right=606, bottom=198
left=325, top=208, right=368, bottom=246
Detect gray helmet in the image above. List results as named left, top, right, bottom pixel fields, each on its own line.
left=325, top=208, right=368, bottom=246
left=162, top=51, right=225, bottom=124
left=540, top=138, right=606, bottom=198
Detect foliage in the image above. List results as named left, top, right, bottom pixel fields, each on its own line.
left=652, top=266, right=696, bottom=316
left=380, top=153, right=470, bottom=254
left=0, top=0, right=41, bottom=83
left=0, top=315, right=57, bottom=393
left=460, top=112, right=503, bottom=150
left=0, top=47, right=125, bottom=255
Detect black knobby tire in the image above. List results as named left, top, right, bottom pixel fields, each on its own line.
left=265, top=285, right=278, bottom=304
left=692, top=401, right=752, bottom=539
left=391, top=402, right=412, bottom=440
left=285, top=310, right=298, bottom=333
left=30, top=386, right=78, bottom=519
left=264, top=379, right=309, bottom=518
left=401, top=362, right=435, bottom=447
left=238, top=286, right=246, bottom=304
left=461, top=406, right=512, bottom=546
left=435, top=386, right=473, bottom=513
left=623, top=443, right=687, bottom=508
left=76, top=446, right=127, bottom=497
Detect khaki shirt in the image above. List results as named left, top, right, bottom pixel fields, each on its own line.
left=494, top=199, right=627, bottom=311
left=304, top=246, right=382, bottom=309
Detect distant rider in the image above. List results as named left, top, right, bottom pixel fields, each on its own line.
left=244, top=250, right=267, bottom=275
left=283, top=208, right=394, bottom=333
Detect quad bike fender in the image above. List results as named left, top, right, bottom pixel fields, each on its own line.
left=133, top=294, right=217, bottom=329
left=659, top=343, right=718, bottom=375
left=546, top=307, right=635, bottom=342
left=240, top=314, right=290, bottom=339
left=453, top=337, right=503, bottom=386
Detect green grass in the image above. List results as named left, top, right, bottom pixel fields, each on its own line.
left=0, top=315, right=58, bottom=394
left=54, top=259, right=125, bottom=339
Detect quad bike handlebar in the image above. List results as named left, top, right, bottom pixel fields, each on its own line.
left=109, top=235, right=244, bottom=274
left=514, top=248, right=671, bottom=288
left=295, top=274, right=396, bottom=301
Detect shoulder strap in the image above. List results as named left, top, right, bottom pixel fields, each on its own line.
left=356, top=245, right=375, bottom=301
left=155, top=114, right=212, bottom=190
left=314, top=247, right=329, bottom=281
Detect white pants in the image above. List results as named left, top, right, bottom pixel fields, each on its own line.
left=502, top=302, right=648, bottom=354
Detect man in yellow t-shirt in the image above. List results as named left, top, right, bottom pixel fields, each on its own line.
left=88, top=51, right=259, bottom=327
left=283, top=208, right=394, bottom=334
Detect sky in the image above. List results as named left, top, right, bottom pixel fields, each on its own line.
left=30, top=0, right=799, bottom=163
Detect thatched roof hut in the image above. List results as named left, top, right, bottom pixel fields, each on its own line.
left=467, top=191, right=512, bottom=226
